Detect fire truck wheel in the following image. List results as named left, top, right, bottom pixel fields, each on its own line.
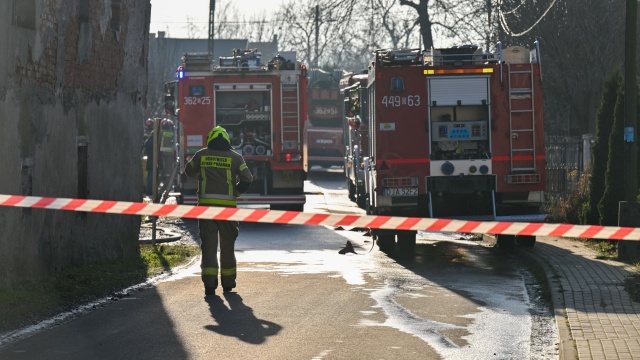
left=356, top=192, right=366, bottom=209
left=397, top=232, right=416, bottom=253
left=515, top=235, right=536, bottom=247
left=347, top=179, right=356, bottom=201
left=377, top=234, right=395, bottom=252
left=496, top=234, right=516, bottom=250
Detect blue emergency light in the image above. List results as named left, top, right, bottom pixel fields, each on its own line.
left=177, top=66, right=185, bottom=80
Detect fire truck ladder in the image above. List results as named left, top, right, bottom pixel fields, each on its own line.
left=281, top=83, right=301, bottom=148
left=507, top=64, right=537, bottom=172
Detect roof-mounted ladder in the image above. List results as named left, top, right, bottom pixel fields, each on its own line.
left=280, top=82, right=301, bottom=149
left=507, top=64, right=537, bottom=172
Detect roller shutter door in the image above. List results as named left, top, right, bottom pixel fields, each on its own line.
left=428, top=76, right=490, bottom=106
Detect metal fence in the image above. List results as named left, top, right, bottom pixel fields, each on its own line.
left=544, top=136, right=589, bottom=196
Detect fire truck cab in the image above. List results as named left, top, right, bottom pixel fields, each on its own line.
left=340, top=71, right=369, bottom=208
left=365, top=44, right=546, bottom=252
left=168, top=49, right=308, bottom=211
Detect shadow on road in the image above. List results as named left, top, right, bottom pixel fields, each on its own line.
left=204, top=293, right=282, bottom=344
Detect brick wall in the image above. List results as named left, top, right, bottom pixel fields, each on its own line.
left=0, top=0, right=151, bottom=286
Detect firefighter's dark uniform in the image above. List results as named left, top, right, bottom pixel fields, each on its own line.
left=184, top=126, right=253, bottom=294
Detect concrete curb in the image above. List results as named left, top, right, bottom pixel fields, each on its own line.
left=139, top=224, right=182, bottom=243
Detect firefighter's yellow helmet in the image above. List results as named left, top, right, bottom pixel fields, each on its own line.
left=207, top=126, right=230, bottom=146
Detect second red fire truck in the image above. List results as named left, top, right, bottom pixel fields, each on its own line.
left=340, top=71, right=369, bottom=208
left=304, top=69, right=345, bottom=169
left=166, top=49, right=308, bottom=211
left=361, top=43, right=546, bottom=252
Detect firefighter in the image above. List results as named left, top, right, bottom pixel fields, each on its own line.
left=142, top=118, right=155, bottom=194
left=160, top=119, right=175, bottom=179
left=350, top=97, right=360, bottom=116
left=183, top=126, right=253, bottom=295
left=142, top=119, right=162, bottom=196
left=144, top=118, right=154, bottom=142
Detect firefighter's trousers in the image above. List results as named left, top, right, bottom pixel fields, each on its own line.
left=198, top=219, right=239, bottom=289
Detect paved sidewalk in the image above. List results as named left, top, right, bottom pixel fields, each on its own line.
left=531, top=237, right=640, bottom=360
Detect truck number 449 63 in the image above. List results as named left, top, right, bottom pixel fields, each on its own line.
left=381, top=95, right=421, bottom=107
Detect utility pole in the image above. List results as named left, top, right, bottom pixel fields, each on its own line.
left=486, top=0, right=491, bottom=52
left=370, top=0, right=374, bottom=54
left=624, top=0, right=637, bottom=202
left=619, top=0, right=639, bottom=261
left=315, top=5, right=319, bottom=68
left=208, top=0, right=215, bottom=57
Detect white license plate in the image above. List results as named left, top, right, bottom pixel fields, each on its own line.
left=316, top=139, right=333, bottom=144
left=382, top=187, right=418, bottom=196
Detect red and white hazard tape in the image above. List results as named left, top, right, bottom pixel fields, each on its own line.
left=1, top=194, right=639, bottom=241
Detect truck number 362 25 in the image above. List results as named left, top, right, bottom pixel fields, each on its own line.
left=381, top=95, right=421, bottom=107
left=183, top=96, right=211, bottom=105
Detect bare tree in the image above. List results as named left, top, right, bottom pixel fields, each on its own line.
left=498, top=0, right=624, bottom=136
left=273, top=0, right=359, bottom=68
left=213, top=0, right=241, bottom=39
left=374, top=0, right=420, bottom=49
left=398, top=0, right=502, bottom=51
left=272, top=0, right=424, bottom=70
left=186, top=16, right=206, bottom=39
left=398, top=0, right=436, bottom=49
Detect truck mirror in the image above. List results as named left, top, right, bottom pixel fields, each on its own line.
left=164, top=80, right=177, bottom=115
left=164, top=95, right=176, bottom=115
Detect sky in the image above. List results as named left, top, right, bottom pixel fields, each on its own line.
left=149, top=0, right=283, bottom=38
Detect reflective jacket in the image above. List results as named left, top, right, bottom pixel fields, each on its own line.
left=184, top=148, right=253, bottom=207
left=160, top=130, right=174, bottom=153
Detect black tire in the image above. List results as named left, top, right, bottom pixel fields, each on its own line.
left=377, top=234, right=395, bottom=252
left=496, top=234, right=516, bottom=250
left=356, top=194, right=366, bottom=209
left=347, top=179, right=356, bottom=202
left=355, top=186, right=366, bottom=209
left=397, top=232, right=416, bottom=254
left=515, top=235, right=536, bottom=247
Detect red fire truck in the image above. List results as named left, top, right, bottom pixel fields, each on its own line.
left=304, top=69, right=345, bottom=169
left=166, top=49, right=308, bottom=211
left=340, top=71, right=369, bottom=208
left=364, top=44, right=546, bottom=252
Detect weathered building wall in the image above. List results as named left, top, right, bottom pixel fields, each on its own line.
left=0, top=0, right=151, bottom=286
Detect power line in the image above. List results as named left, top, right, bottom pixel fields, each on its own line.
left=501, top=0, right=527, bottom=15
left=498, top=0, right=558, bottom=37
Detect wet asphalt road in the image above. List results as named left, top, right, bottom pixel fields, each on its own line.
left=0, top=167, right=558, bottom=359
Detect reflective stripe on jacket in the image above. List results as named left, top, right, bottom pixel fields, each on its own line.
left=184, top=147, right=253, bottom=207
left=160, top=131, right=174, bottom=152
